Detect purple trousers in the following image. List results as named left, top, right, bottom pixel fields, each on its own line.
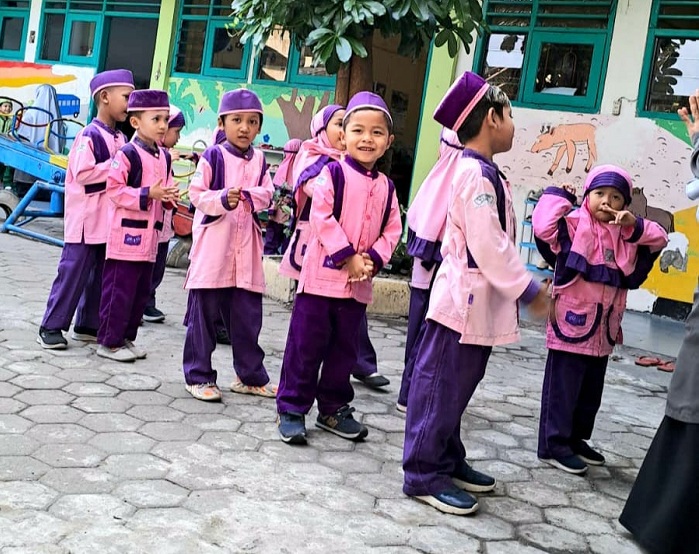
left=183, top=287, right=269, bottom=386
left=42, top=241, right=105, bottom=333
left=277, top=293, right=366, bottom=416
left=145, top=241, right=169, bottom=310
left=403, top=321, right=491, bottom=496
left=263, top=221, right=289, bottom=255
left=537, top=348, right=608, bottom=459
left=352, top=314, right=378, bottom=378
left=397, top=286, right=431, bottom=406
left=98, top=259, right=153, bottom=348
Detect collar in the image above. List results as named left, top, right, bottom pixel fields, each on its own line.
left=462, top=148, right=497, bottom=168
left=133, top=135, right=160, bottom=157
left=222, top=141, right=255, bottom=161
left=91, top=117, right=119, bottom=137
left=345, top=156, right=379, bottom=179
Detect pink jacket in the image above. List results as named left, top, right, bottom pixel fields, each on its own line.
left=64, top=119, right=127, bottom=244
left=427, top=151, right=538, bottom=346
left=533, top=188, right=668, bottom=357
left=297, top=157, right=402, bottom=304
left=184, top=143, right=273, bottom=292
left=105, top=137, right=172, bottom=262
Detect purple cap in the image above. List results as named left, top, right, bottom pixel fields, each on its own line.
left=127, top=90, right=170, bottom=112
left=218, top=89, right=263, bottom=117
left=90, top=69, right=135, bottom=97
left=311, top=104, right=344, bottom=136
left=584, top=164, right=633, bottom=206
left=434, top=71, right=490, bottom=131
left=168, top=105, right=186, bottom=129
left=343, top=92, right=392, bottom=126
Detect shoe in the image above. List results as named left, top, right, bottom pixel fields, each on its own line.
left=414, top=486, right=479, bottom=516
left=452, top=463, right=496, bottom=493
left=124, top=339, right=147, bottom=360
left=71, top=326, right=97, bottom=342
left=572, top=441, right=605, bottom=466
left=396, top=402, right=407, bottom=414
left=216, top=328, right=231, bottom=345
left=185, top=382, right=222, bottom=402
left=96, top=344, right=137, bottom=363
left=230, top=379, right=277, bottom=398
left=278, top=412, right=307, bottom=445
left=142, top=306, right=165, bottom=323
left=315, top=405, right=368, bottom=441
left=353, top=373, right=390, bottom=389
left=37, top=327, right=68, bottom=350
left=539, top=454, right=588, bottom=475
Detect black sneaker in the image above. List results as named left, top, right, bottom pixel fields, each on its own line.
left=143, top=306, right=165, bottom=323
left=353, top=373, right=390, bottom=389
left=452, top=462, right=496, bottom=493
left=315, top=405, right=368, bottom=441
left=278, top=412, right=307, bottom=445
left=37, top=327, right=67, bottom=350
left=71, top=325, right=98, bottom=342
left=572, top=440, right=605, bottom=466
left=216, top=328, right=231, bottom=345
left=539, top=454, right=588, bottom=475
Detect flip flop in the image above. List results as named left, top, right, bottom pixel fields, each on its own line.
left=634, top=356, right=662, bottom=367
left=657, top=361, right=675, bottom=373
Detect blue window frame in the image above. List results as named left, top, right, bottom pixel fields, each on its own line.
left=0, top=1, right=30, bottom=60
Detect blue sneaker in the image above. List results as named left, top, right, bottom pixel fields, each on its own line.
left=539, top=454, right=588, bottom=474
left=414, top=486, right=479, bottom=515
left=452, top=463, right=496, bottom=493
left=278, top=412, right=307, bottom=445
left=315, top=405, right=368, bottom=441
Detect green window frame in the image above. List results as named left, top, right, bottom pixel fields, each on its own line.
left=475, top=0, right=617, bottom=113
left=60, top=13, right=102, bottom=66
left=638, top=0, right=699, bottom=120
left=0, top=1, right=30, bottom=60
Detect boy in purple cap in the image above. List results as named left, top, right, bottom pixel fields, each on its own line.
left=276, top=91, right=402, bottom=445
left=97, top=89, right=180, bottom=362
left=402, top=72, right=550, bottom=515
left=182, top=89, right=276, bottom=402
left=38, top=69, right=134, bottom=350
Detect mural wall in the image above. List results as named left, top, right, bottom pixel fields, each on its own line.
left=499, top=107, right=696, bottom=311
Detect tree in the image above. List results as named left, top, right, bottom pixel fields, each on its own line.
left=230, top=0, right=486, bottom=105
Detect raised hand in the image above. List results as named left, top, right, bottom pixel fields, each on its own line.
left=678, top=89, right=699, bottom=138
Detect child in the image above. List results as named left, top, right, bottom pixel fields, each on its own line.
left=0, top=99, right=15, bottom=185
left=276, top=92, right=402, bottom=445
left=143, top=105, right=189, bottom=323
left=533, top=168, right=668, bottom=474
left=402, top=72, right=550, bottom=516
left=37, top=70, right=134, bottom=350
left=396, top=128, right=464, bottom=412
left=264, top=138, right=302, bottom=255
left=619, top=89, right=699, bottom=554
left=97, top=89, right=179, bottom=362
left=182, top=89, right=276, bottom=402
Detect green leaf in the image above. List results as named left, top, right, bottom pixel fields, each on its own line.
left=335, top=36, right=353, bottom=62
left=447, top=31, right=458, bottom=57
left=364, top=1, right=387, bottom=16
left=345, top=35, right=368, bottom=57
left=434, top=28, right=450, bottom=48
left=307, top=27, right=334, bottom=44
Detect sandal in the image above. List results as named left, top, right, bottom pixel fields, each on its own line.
left=657, top=361, right=675, bottom=373
left=185, top=382, right=222, bottom=402
left=230, top=379, right=277, bottom=398
left=634, top=356, right=662, bottom=367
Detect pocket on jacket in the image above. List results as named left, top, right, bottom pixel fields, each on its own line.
left=550, top=295, right=603, bottom=344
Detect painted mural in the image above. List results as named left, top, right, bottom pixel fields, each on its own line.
left=499, top=108, right=697, bottom=311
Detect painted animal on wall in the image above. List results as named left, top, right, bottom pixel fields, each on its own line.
left=530, top=123, right=598, bottom=175
left=628, top=187, right=675, bottom=234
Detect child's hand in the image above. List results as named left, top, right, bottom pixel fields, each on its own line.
left=227, top=188, right=241, bottom=209
left=527, top=284, right=551, bottom=320
left=601, top=206, right=636, bottom=227
left=346, top=254, right=366, bottom=282
left=169, top=149, right=182, bottom=161
left=678, top=89, right=699, bottom=138
left=561, top=183, right=576, bottom=195
left=148, top=180, right=170, bottom=201
left=361, top=252, right=375, bottom=280
left=162, top=186, right=180, bottom=204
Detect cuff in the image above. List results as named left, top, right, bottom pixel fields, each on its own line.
left=330, top=244, right=356, bottom=266
left=544, top=186, right=576, bottom=203
left=241, top=190, right=254, bottom=212
left=139, top=188, right=150, bottom=211
left=626, top=216, right=644, bottom=243
left=367, top=248, right=384, bottom=274
left=221, top=189, right=234, bottom=211
left=519, top=280, right=540, bottom=304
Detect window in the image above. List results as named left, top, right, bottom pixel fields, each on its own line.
left=477, top=0, right=617, bottom=112
left=37, top=0, right=161, bottom=65
left=0, top=1, right=30, bottom=60
left=640, top=0, right=699, bottom=117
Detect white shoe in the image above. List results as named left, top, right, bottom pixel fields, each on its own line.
left=124, top=339, right=147, bottom=359
left=395, top=403, right=407, bottom=414
left=97, top=344, right=137, bottom=362
left=71, top=331, right=97, bottom=342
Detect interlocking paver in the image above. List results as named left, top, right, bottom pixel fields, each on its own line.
left=114, top=479, right=189, bottom=508
left=32, top=443, right=105, bottom=468
left=26, top=423, right=95, bottom=444
left=88, top=432, right=156, bottom=454
left=20, top=405, right=84, bottom=424
left=78, top=413, right=143, bottom=433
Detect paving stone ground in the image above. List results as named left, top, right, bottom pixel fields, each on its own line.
left=0, top=227, right=674, bottom=553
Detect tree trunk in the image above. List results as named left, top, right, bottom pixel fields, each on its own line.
left=334, top=33, right=374, bottom=104
left=335, top=65, right=351, bottom=106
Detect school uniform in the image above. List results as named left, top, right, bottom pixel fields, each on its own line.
left=40, top=70, right=134, bottom=342
left=532, top=172, right=668, bottom=463
left=276, top=156, right=402, bottom=416
left=182, top=140, right=274, bottom=387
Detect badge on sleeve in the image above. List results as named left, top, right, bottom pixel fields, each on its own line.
left=473, top=193, right=495, bottom=208
left=111, top=159, right=120, bottom=169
